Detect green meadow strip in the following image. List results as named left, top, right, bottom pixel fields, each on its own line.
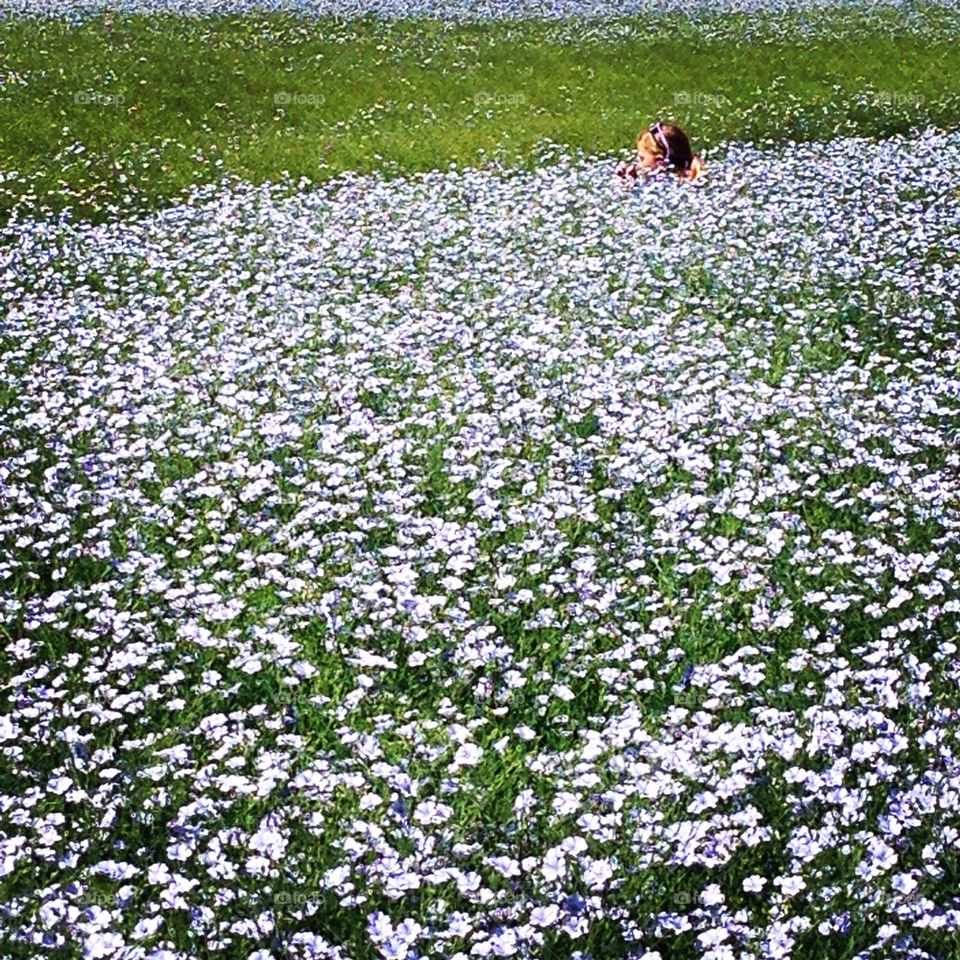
left=1, top=7, right=960, bottom=222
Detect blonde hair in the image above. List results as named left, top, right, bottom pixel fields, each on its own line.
left=637, top=122, right=704, bottom=180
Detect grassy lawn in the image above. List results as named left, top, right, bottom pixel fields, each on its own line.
left=1, top=6, right=960, bottom=221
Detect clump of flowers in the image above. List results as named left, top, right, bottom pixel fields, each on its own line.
left=1, top=129, right=959, bottom=959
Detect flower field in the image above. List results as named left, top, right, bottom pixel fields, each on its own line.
left=2, top=3, right=960, bottom=959
left=0, top=0, right=950, bottom=17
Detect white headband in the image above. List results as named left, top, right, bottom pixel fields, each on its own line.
left=650, top=121, right=671, bottom=162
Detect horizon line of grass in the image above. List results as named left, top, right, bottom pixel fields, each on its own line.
left=1, top=7, right=960, bottom=223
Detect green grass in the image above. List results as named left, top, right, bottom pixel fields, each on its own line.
left=2, top=7, right=960, bottom=222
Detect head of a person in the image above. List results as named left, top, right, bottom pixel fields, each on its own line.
left=636, top=121, right=701, bottom=178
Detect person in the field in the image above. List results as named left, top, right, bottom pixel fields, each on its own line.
left=615, top=120, right=705, bottom=183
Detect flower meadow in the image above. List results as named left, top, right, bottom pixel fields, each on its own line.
left=2, top=125, right=960, bottom=960
left=4, top=0, right=960, bottom=23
